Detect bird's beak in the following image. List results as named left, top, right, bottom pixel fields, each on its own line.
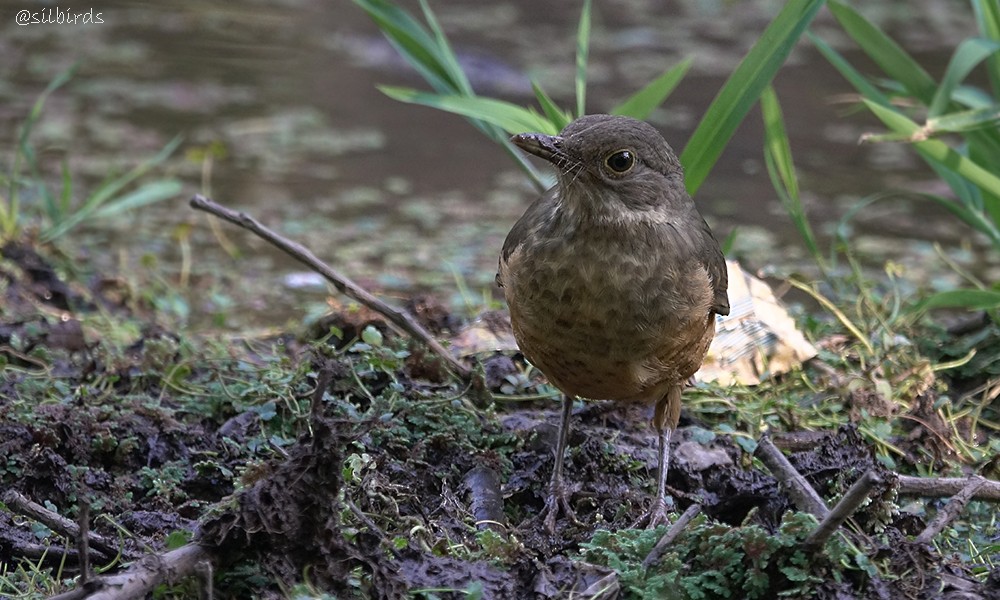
left=511, top=133, right=566, bottom=167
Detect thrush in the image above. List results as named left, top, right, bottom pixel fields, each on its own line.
left=496, top=114, right=730, bottom=532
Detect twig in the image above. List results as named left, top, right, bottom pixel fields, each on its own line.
left=643, top=503, right=701, bottom=569
left=77, top=502, right=90, bottom=584
left=897, top=474, right=1000, bottom=501
left=754, top=435, right=829, bottom=518
left=344, top=499, right=401, bottom=559
left=915, top=476, right=988, bottom=544
left=189, top=194, right=471, bottom=379
left=802, top=470, right=881, bottom=551
left=47, top=543, right=211, bottom=600
left=3, top=490, right=117, bottom=558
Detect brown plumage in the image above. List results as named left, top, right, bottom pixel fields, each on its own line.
left=496, top=114, right=729, bottom=531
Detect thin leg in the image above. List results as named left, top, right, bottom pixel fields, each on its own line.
left=644, top=384, right=682, bottom=529
left=542, top=394, right=577, bottom=533
left=648, top=425, right=673, bottom=527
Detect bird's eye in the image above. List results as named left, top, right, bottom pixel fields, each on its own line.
left=605, top=150, right=635, bottom=174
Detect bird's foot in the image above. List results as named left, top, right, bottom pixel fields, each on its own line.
left=632, top=495, right=674, bottom=529
left=541, top=480, right=580, bottom=534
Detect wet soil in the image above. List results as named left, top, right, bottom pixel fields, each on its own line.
left=2, top=242, right=998, bottom=599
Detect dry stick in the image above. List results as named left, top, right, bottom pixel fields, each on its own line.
left=754, top=435, right=830, bottom=518
left=3, top=490, right=118, bottom=558
left=802, top=470, right=881, bottom=551
left=897, top=474, right=1000, bottom=501
left=189, top=194, right=471, bottom=379
left=915, top=476, right=988, bottom=544
left=643, top=503, right=702, bottom=569
left=47, top=543, right=212, bottom=600
left=77, top=502, right=90, bottom=585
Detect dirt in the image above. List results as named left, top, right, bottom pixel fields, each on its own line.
left=1, top=241, right=998, bottom=599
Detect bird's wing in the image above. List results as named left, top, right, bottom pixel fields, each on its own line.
left=699, top=217, right=730, bottom=316
left=496, top=188, right=557, bottom=287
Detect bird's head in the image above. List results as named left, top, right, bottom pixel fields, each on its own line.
left=511, top=114, right=686, bottom=215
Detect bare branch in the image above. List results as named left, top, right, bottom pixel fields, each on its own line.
left=916, top=476, right=989, bottom=544
left=48, top=544, right=211, bottom=600
left=897, top=474, right=1000, bottom=501
left=803, top=470, right=881, bottom=551
left=3, top=490, right=118, bottom=559
left=189, top=194, right=471, bottom=379
left=643, top=503, right=701, bottom=568
left=754, top=435, right=829, bottom=518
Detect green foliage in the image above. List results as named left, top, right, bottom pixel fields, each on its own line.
left=356, top=0, right=824, bottom=197
left=0, top=66, right=182, bottom=243
left=579, top=512, right=856, bottom=600
left=760, top=86, right=826, bottom=274
left=811, top=0, right=1000, bottom=271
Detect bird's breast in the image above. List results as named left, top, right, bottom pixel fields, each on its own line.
left=501, top=223, right=715, bottom=401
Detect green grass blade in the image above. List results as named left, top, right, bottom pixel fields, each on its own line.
left=908, top=288, right=1000, bottom=314
left=827, top=1, right=937, bottom=104
left=44, top=178, right=183, bottom=242
left=531, top=81, right=572, bottom=130
left=353, top=0, right=453, bottom=93
left=972, top=0, right=1000, bottom=97
left=7, top=64, right=78, bottom=238
left=914, top=192, right=1000, bottom=248
left=807, top=32, right=893, bottom=106
left=611, top=58, right=692, bottom=120
left=928, top=38, right=1000, bottom=117
left=92, top=180, right=183, bottom=218
left=680, top=0, right=824, bottom=196
left=864, top=100, right=1000, bottom=224
left=761, top=86, right=825, bottom=270
left=41, top=135, right=183, bottom=242
left=418, top=0, right=473, bottom=96
left=55, top=157, right=72, bottom=218
left=379, top=86, right=558, bottom=134
left=575, top=0, right=592, bottom=117
left=927, top=104, right=1000, bottom=134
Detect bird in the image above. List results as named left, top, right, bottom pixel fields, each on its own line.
left=495, top=114, right=730, bottom=532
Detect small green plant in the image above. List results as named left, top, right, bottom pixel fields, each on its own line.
left=806, top=0, right=1000, bottom=312
left=354, top=0, right=824, bottom=198
left=0, top=65, right=183, bottom=243
left=579, top=512, right=863, bottom=600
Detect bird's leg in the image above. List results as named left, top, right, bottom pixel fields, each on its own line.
left=648, top=425, right=674, bottom=528
left=542, top=394, right=578, bottom=533
left=643, top=385, right=682, bottom=529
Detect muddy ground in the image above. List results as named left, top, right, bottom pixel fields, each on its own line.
left=1, top=240, right=999, bottom=599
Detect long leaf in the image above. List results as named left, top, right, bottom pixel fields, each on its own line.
left=864, top=100, right=1000, bottom=218
left=928, top=38, right=1000, bottom=117
left=611, top=58, right=692, bottom=120
left=761, top=86, right=825, bottom=270
left=531, top=81, right=572, bottom=131
left=41, top=135, right=183, bottom=242
left=914, top=192, right=1000, bottom=248
left=827, top=1, right=937, bottom=104
left=927, top=104, right=1000, bottom=134
left=680, top=0, right=824, bottom=196
left=972, top=0, right=1000, bottom=97
left=92, top=180, right=183, bottom=218
left=6, top=64, right=78, bottom=239
left=379, top=86, right=558, bottom=134
left=418, top=0, right=473, bottom=96
left=908, top=288, right=1000, bottom=314
left=575, top=0, right=593, bottom=117
left=353, top=0, right=453, bottom=94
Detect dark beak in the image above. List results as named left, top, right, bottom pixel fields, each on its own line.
left=511, top=133, right=567, bottom=167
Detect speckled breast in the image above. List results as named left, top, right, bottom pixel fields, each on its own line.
left=503, top=226, right=715, bottom=403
